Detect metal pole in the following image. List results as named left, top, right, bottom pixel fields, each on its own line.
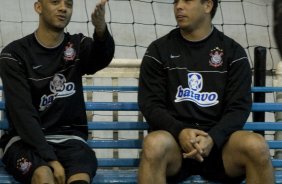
left=253, top=47, right=266, bottom=135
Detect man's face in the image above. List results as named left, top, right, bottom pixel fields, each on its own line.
left=173, top=0, right=210, bottom=32
left=36, top=0, right=73, bottom=31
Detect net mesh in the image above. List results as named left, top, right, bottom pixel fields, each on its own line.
left=0, top=0, right=279, bottom=72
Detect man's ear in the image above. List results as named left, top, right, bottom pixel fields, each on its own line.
left=204, top=0, right=213, bottom=15
left=34, top=1, right=42, bottom=15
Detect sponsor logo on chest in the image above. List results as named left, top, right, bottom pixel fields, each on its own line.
left=39, top=74, right=76, bottom=111
left=175, top=73, right=219, bottom=107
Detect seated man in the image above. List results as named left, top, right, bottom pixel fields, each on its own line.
left=137, top=0, right=274, bottom=183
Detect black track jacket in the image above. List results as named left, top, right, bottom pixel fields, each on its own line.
left=0, top=28, right=115, bottom=161
left=138, top=27, right=252, bottom=149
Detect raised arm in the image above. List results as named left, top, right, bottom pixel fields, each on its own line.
left=80, top=0, right=115, bottom=75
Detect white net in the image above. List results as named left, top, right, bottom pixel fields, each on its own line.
left=0, top=0, right=280, bottom=71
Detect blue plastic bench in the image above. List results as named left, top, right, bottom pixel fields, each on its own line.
left=0, top=86, right=282, bottom=183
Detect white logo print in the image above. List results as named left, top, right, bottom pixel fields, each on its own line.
left=170, top=54, right=181, bottom=59
left=39, top=74, right=76, bottom=111
left=174, top=73, right=219, bottom=107
left=32, top=65, right=43, bottom=70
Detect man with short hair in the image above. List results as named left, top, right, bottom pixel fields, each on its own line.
left=138, top=0, right=274, bottom=183
left=0, top=0, right=114, bottom=184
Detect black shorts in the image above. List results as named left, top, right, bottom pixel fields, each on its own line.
left=2, top=139, right=97, bottom=184
left=167, top=146, right=245, bottom=184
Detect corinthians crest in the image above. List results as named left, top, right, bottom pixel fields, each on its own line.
left=209, top=47, right=224, bottom=67
left=16, top=157, right=32, bottom=175
left=64, top=42, right=76, bottom=61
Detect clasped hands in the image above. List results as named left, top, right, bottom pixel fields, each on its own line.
left=178, top=128, right=214, bottom=162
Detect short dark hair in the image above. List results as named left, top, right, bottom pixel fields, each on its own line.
left=202, top=0, right=218, bottom=19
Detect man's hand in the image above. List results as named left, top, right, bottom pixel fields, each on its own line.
left=193, top=134, right=214, bottom=157
left=179, top=128, right=208, bottom=162
left=48, top=161, right=65, bottom=184
left=91, top=0, right=108, bottom=38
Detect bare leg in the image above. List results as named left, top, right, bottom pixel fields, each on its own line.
left=31, top=166, right=55, bottom=184
left=138, top=130, right=182, bottom=184
left=222, top=131, right=274, bottom=184
left=67, top=173, right=90, bottom=184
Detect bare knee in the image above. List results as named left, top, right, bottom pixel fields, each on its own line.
left=232, top=132, right=271, bottom=164
left=142, top=131, right=179, bottom=161
left=67, top=173, right=90, bottom=184
left=245, top=134, right=269, bottom=159
left=31, top=166, right=54, bottom=184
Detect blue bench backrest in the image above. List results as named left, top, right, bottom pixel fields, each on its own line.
left=0, top=86, right=282, bottom=168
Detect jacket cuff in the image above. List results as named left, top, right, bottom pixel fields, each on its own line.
left=208, top=129, right=226, bottom=149
left=93, top=26, right=110, bottom=41
left=169, top=123, right=185, bottom=142
left=37, top=146, right=57, bottom=161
